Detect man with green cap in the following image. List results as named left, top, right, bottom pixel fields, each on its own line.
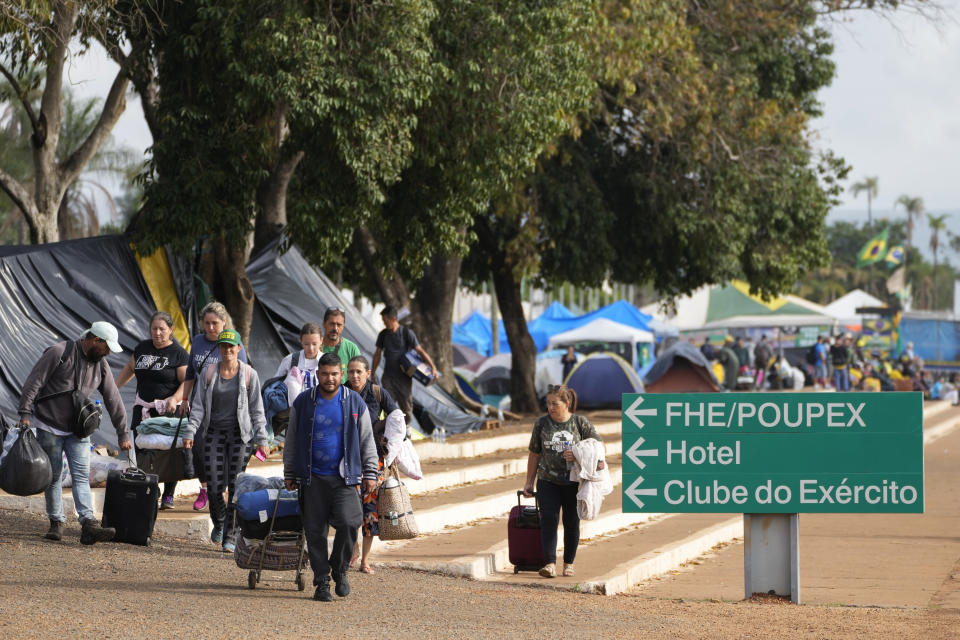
left=17, top=321, right=132, bottom=544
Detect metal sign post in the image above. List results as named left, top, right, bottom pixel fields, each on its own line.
left=621, top=392, right=924, bottom=602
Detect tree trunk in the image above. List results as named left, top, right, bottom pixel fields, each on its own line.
left=410, top=253, right=462, bottom=397
left=254, top=148, right=304, bottom=257
left=211, top=233, right=256, bottom=345
left=353, top=226, right=410, bottom=309
left=491, top=258, right=539, bottom=414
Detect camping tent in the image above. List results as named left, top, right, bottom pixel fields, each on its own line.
left=452, top=342, right=485, bottom=368
left=643, top=342, right=720, bottom=393
left=547, top=318, right=654, bottom=372
left=642, top=281, right=830, bottom=331
left=472, top=352, right=513, bottom=396
left=564, top=352, right=643, bottom=408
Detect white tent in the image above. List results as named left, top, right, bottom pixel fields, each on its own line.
left=823, top=289, right=886, bottom=323
left=548, top=318, right=654, bottom=368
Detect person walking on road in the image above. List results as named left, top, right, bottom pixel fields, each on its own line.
left=345, top=355, right=402, bottom=574
left=17, top=321, right=132, bottom=544
left=182, top=330, right=270, bottom=553
left=372, top=305, right=436, bottom=424
left=830, top=334, right=851, bottom=392
left=115, top=311, right=189, bottom=510
left=523, top=384, right=601, bottom=579
left=284, top=352, right=379, bottom=601
left=753, top=334, right=773, bottom=389
left=181, top=301, right=249, bottom=512
left=320, top=307, right=362, bottom=383
left=815, top=335, right=830, bottom=389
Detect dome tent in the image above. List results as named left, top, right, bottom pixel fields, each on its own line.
left=564, top=352, right=643, bottom=409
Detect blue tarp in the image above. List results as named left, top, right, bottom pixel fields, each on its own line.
left=899, top=316, right=960, bottom=364
left=453, top=300, right=659, bottom=357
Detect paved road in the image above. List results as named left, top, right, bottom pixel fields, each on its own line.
left=0, top=507, right=956, bottom=640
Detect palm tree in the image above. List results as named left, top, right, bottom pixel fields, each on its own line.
left=851, top=176, right=879, bottom=225
left=928, top=213, right=949, bottom=308
left=895, top=195, right=925, bottom=255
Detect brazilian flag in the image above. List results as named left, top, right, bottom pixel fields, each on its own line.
left=885, top=245, right=905, bottom=266
left=857, top=228, right=889, bottom=267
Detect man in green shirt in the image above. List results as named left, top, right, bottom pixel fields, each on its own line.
left=321, top=307, right=362, bottom=383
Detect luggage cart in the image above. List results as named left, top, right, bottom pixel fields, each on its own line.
left=233, top=490, right=308, bottom=591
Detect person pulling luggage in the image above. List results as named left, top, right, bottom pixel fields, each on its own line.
left=283, top=352, right=379, bottom=602
left=522, top=384, right=601, bottom=578
left=182, top=330, right=270, bottom=553
left=17, top=321, right=132, bottom=544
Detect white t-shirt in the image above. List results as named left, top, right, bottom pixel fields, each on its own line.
left=275, top=351, right=320, bottom=391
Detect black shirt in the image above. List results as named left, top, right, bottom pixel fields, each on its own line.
left=352, top=381, right=400, bottom=420
left=132, top=339, right=189, bottom=402
left=376, top=325, right=418, bottom=378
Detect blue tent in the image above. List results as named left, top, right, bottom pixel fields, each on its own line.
left=565, top=352, right=644, bottom=409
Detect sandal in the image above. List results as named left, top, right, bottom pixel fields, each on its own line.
left=562, top=563, right=575, bottom=577
left=359, top=565, right=375, bottom=574
left=349, top=555, right=359, bottom=569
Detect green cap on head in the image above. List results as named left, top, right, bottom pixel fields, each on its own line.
left=217, top=329, right=241, bottom=346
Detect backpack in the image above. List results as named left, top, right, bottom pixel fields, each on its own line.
left=260, top=351, right=299, bottom=438
left=830, top=345, right=847, bottom=366
left=805, top=344, right=818, bottom=365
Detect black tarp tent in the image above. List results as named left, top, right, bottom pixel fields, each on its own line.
left=247, top=240, right=485, bottom=435
left=0, top=236, right=154, bottom=449
left=0, top=236, right=484, bottom=447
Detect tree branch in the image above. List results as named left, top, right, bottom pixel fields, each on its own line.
left=59, top=60, right=132, bottom=185
left=0, top=165, right=36, bottom=222
left=0, top=60, right=41, bottom=137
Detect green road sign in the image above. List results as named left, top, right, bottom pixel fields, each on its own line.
left=621, top=392, right=924, bottom=514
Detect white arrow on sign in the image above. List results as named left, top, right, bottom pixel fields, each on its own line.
left=625, top=395, right=657, bottom=429
left=625, top=436, right=658, bottom=470
left=625, top=475, right=657, bottom=510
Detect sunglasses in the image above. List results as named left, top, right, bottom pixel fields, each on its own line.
left=547, top=384, right=566, bottom=394
left=326, top=306, right=345, bottom=313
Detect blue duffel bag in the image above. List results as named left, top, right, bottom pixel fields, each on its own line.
left=236, top=487, right=300, bottom=522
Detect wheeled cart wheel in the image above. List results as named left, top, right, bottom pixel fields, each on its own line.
left=144, top=537, right=151, bottom=547
left=248, top=571, right=257, bottom=589
left=296, top=573, right=305, bottom=591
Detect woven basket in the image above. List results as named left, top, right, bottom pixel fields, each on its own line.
left=377, top=463, right=419, bottom=541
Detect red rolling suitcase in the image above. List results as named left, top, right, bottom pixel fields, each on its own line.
left=508, top=490, right=545, bottom=573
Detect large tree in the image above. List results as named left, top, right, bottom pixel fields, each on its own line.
left=0, top=0, right=150, bottom=243
left=292, top=0, right=597, bottom=397
left=466, top=0, right=851, bottom=411
left=129, top=0, right=435, bottom=342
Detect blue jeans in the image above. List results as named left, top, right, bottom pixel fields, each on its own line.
left=834, top=367, right=850, bottom=391
left=36, top=429, right=95, bottom=524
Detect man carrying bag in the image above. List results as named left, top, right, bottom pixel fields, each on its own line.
left=17, top=321, right=132, bottom=545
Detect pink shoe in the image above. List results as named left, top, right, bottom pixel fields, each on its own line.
left=193, top=488, right=208, bottom=511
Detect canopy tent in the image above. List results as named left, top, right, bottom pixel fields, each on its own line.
left=643, top=281, right=830, bottom=331
left=548, top=318, right=654, bottom=372
left=454, top=298, right=661, bottom=356
left=564, top=352, right=643, bottom=408
left=643, top=342, right=720, bottom=393
left=822, top=289, right=885, bottom=325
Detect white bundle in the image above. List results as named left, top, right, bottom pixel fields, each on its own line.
left=285, top=366, right=304, bottom=405
left=570, top=438, right=613, bottom=520
left=135, top=433, right=185, bottom=449
left=383, top=409, right=422, bottom=480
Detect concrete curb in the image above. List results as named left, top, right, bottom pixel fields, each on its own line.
left=380, top=510, right=668, bottom=579
left=415, top=420, right=620, bottom=462
left=924, top=410, right=960, bottom=444
left=579, top=516, right=743, bottom=596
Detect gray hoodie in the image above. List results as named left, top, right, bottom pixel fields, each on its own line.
left=18, top=340, right=130, bottom=444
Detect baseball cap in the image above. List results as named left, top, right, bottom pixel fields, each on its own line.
left=217, top=329, right=242, bottom=346
left=81, top=321, right=122, bottom=353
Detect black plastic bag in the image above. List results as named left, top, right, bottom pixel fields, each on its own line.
left=0, top=427, right=53, bottom=496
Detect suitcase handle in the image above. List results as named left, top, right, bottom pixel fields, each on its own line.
left=516, top=489, right=539, bottom=510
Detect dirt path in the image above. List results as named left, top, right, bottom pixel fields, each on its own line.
left=0, top=508, right=955, bottom=640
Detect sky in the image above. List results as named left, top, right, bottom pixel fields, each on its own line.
left=59, top=4, right=960, bottom=254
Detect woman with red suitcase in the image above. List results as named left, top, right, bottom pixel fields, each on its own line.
left=522, top=384, right=601, bottom=578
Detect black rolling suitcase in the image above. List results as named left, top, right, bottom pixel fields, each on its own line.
left=102, top=462, right=159, bottom=546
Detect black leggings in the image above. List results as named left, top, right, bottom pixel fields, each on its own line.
left=536, top=478, right=580, bottom=565
left=202, top=426, right=251, bottom=543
